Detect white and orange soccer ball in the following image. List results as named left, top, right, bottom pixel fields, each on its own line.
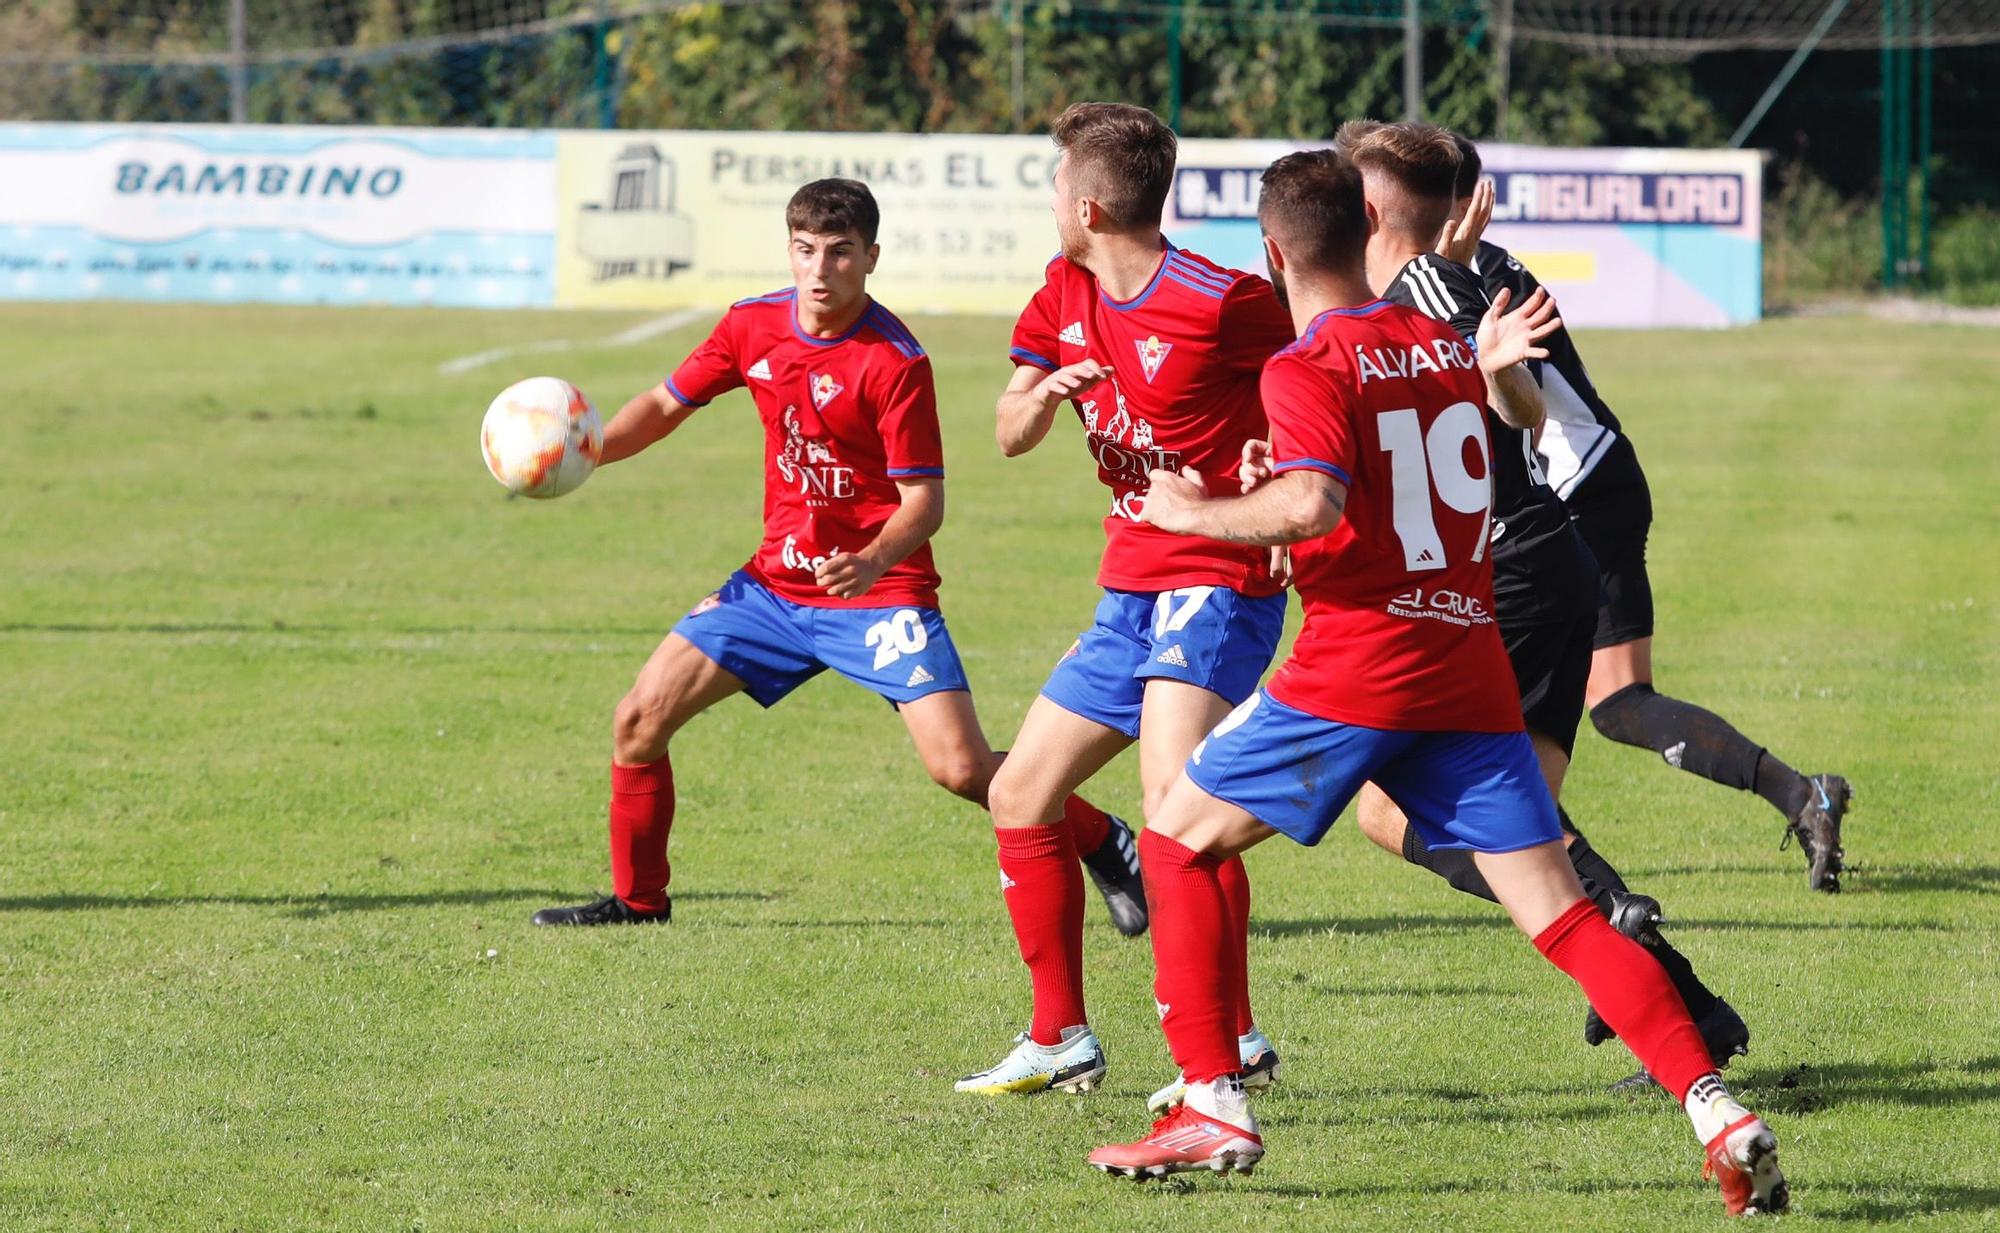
left=479, top=376, right=603, bottom=499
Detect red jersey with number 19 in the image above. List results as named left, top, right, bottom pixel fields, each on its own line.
left=667, top=288, right=945, bottom=609
left=1261, top=300, right=1523, bottom=732
left=1009, top=244, right=1295, bottom=595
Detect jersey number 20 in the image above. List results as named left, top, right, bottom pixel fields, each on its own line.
left=1377, top=402, right=1492, bottom=572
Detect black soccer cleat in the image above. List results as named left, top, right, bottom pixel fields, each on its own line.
left=1607, top=999, right=1752, bottom=1095
left=1781, top=773, right=1851, bottom=893
left=1080, top=815, right=1149, bottom=937
left=1583, top=891, right=1667, bottom=1047
left=530, top=894, right=671, bottom=927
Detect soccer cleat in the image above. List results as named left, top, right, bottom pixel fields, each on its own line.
left=530, top=894, right=670, bottom=927
left=1080, top=815, right=1148, bottom=937
left=1781, top=773, right=1851, bottom=893
left=955, top=1027, right=1106, bottom=1095
left=1089, top=1105, right=1264, bottom=1180
left=1703, top=1113, right=1789, bottom=1215
left=1147, top=1028, right=1283, bottom=1116
left=1607, top=999, right=1753, bottom=1095
left=1583, top=891, right=1668, bottom=1047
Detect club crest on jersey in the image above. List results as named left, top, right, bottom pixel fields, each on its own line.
left=1133, top=335, right=1173, bottom=383
left=808, top=371, right=843, bottom=410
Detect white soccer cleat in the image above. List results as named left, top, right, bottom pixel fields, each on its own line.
left=1704, top=1113, right=1789, bottom=1216
left=1088, top=1104, right=1265, bottom=1180
left=955, top=1027, right=1106, bottom=1095
left=1146, top=1027, right=1283, bottom=1116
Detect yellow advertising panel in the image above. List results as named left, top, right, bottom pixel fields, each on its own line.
left=556, top=130, right=1059, bottom=313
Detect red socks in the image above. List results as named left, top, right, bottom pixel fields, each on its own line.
left=994, top=826, right=1087, bottom=1045
left=1140, top=828, right=1242, bottom=1083
left=1061, top=795, right=1112, bottom=855
left=1533, top=897, right=1713, bottom=1100
left=1216, top=854, right=1256, bottom=1036
left=609, top=757, right=674, bottom=913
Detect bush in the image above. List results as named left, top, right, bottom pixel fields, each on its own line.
left=1932, top=207, right=2000, bottom=306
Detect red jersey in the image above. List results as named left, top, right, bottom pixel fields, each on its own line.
left=1261, top=300, right=1524, bottom=732
left=667, top=288, right=945, bottom=609
left=1009, top=245, right=1295, bottom=595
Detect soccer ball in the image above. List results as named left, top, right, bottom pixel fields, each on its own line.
left=479, top=376, right=603, bottom=499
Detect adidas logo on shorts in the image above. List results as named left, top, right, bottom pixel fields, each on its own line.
left=747, top=357, right=773, bottom=380
left=1155, top=644, right=1189, bottom=668
left=906, top=665, right=935, bottom=687
left=1059, top=321, right=1086, bottom=346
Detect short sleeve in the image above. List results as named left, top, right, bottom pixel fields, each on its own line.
left=1007, top=267, right=1062, bottom=371
left=1395, top=255, right=1490, bottom=345
left=1262, top=353, right=1357, bottom=489
left=665, top=311, right=745, bottom=408
left=876, top=357, right=945, bottom=479
left=1215, top=277, right=1296, bottom=373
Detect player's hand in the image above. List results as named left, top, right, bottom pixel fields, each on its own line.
left=1139, top=466, right=1210, bottom=534
left=1239, top=438, right=1276, bottom=493
left=1435, top=177, right=1494, bottom=267
left=815, top=549, right=884, bottom=600
left=1267, top=545, right=1292, bottom=588
left=1476, top=285, right=1560, bottom=374
left=1035, top=360, right=1113, bottom=406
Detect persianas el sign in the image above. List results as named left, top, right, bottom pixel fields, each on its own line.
left=0, top=124, right=556, bottom=307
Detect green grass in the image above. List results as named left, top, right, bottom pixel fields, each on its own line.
left=2, top=302, right=1997, bottom=1230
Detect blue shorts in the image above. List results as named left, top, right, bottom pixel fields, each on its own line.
left=1040, top=586, right=1288, bottom=739
left=673, top=571, right=970, bottom=708
left=1187, top=690, right=1563, bottom=853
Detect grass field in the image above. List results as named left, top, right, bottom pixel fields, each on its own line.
left=2, top=301, right=1997, bottom=1231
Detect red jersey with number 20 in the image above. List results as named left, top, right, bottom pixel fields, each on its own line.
left=1262, top=300, right=1523, bottom=732
left=667, top=288, right=945, bottom=609
left=1009, top=245, right=1295, bottom=595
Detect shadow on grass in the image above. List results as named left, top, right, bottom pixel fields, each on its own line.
left=1238, top=1175, right=2000, bottom=1218
left=0, top=888, right=777, bottom=915
left=1784, top=1182, right=2000, bottom=1222
left=1253, top=913, right=1956, bottom=939
left=1737, top=1056, right=2000, bottom=1115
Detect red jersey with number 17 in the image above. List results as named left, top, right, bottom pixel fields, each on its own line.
left=667, top=288, right=945, bottom=609
left=1261, top=300, right=1523, bottom=732
left=1009, top=244, right=1295, bottom=595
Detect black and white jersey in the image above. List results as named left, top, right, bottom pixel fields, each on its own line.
left=1382, top=254, right=1577, bottom=613
left=1472, top=239, right=1625, bottom=500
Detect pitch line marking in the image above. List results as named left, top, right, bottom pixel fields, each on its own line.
left=437, top=308, right=711, bottom=375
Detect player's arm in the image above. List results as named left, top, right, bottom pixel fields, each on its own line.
left=1475, top=285, right=1561, bottom=432
left=599, top=384, right=699, bottom=465
left=815, top=477, right=943, bottom=600
left=1139, top=466, right=1345, bottom=547
left=995, top=361, right=1113, bottom=456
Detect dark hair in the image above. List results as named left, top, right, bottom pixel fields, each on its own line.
left=786, top=178, right=880, bottom=246
left=1331, top=118, right=1385, bottom=158
left=1343, top=121, right=1462, bottom=240
left=1450, top=132, right=1482, bottom=201
left=1051, top=101, right=1178, bottom=229
left=1257, top=148, right=1369, bottom=277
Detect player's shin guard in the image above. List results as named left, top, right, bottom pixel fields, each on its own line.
left=609, top=757, right=674, bottom=913
left=1216, top=854, right=1256, bottom=1036
left=995, top=825, right=1087, bottom=1046
left=1589, top=683, right=1766, bottom=794
left=1139, top=830, right=1241, bottom=1084
left=1533, top=897, right=1712, bottom=1100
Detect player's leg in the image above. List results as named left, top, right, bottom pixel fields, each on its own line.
left=533, top=574, right=816, bottom=927
left=891, top=685, right=1144, bottom=936
left=1380, top=733, right=1787, bottom=1214
left=1092, top=691, right=1388, bottom=1181
left=1575, top=472, right=1849, bottom=892
left=1137, top=680, right=1279, bottom=1113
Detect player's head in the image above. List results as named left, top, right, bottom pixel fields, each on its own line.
left=1342, top=121, right=1461, bottom=248
left=1049, top=102, right=1177, bottom=260
left=1256, top=148, right=1372, bottom=309
left=785, top=178, right=881, bottom=316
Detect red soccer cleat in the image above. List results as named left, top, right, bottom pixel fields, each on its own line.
left=1088, top=1105, right=1264, bottom=1181
left=1703, top=1113, right=1790, bottom=1215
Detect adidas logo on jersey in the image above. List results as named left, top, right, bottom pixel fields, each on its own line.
left=1059, top=321, right=1086, bottom=346
left=1155, top=644, right=1189, bottom=668
left=905, top=664, right=934, bottom=687
left=747, top=357, right=773, bottom=380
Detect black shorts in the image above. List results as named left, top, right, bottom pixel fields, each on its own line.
left=1567, top=437, right=1654, bottom=650
left=1495, top=524, right=1599, bottom=758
